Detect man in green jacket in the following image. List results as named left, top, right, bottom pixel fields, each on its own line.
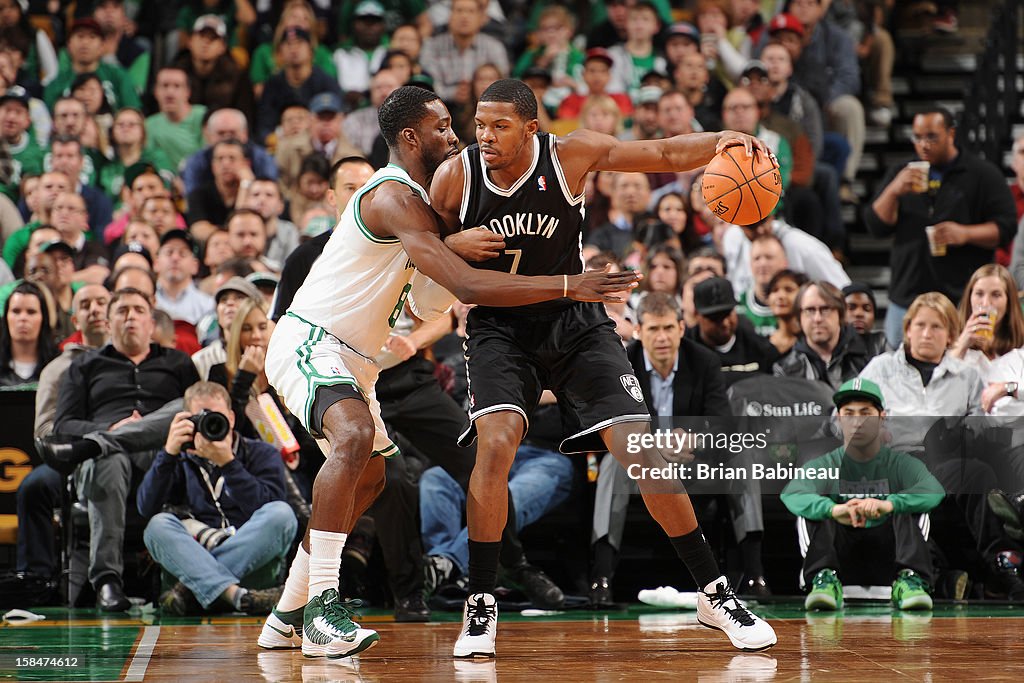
left=781, top=377, right=944, bottom=611
left=43, top=18, right=140, bottom=111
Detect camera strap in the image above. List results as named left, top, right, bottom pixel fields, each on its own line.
left=195, top=463, right=231, bottom=532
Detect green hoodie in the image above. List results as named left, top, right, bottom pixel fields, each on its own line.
left=780, top=445, right=944, bottom=527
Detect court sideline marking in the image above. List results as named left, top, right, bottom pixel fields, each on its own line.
left=124, top=625, right=160, bottom=681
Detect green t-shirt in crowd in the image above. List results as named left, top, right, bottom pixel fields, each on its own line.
left=43, top=147, right=105, bottom=189
left=3, top=220, right=42, bottom=270
left=145, top=105, right=208, bottom=172
left=780, top=445, right=945, bottom=528
left=55, top=48, right=149, bottom=96
left=738, top=288, right=777, bottom=338
left=249, top=42, right=337, bottom=85
left=99, top=147, right=176, bottom=206
left=1, top=134, right=45, bottom=201
left=44, top=62, right=142, bottom=111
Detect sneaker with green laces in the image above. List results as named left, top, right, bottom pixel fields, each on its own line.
left=302, top=588, right=380, bottom=658
left=892, top=569, right=933, bottom=610
left=258, top=605, right=305, bottom=649
left=804, top=569, right=843, bottom=611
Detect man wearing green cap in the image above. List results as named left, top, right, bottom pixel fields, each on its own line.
left=780, top=377, right=944, bottom=611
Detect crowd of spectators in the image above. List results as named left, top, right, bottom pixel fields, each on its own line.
left=4, top=0, right=1023, bottom=617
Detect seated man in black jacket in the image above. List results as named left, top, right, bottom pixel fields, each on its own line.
left=773, top=280, right=870, bottom=390
left=138, top=381, right=296, bottom=615
left=53, top=288, right=200, bottom=611
left=685, top=276, right=780, bottom=386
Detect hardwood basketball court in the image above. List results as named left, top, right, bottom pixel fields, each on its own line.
left=2, top=602, right=1022, bottom=681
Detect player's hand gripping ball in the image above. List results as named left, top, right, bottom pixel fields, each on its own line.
left=701, top=146, right=782, bottom=226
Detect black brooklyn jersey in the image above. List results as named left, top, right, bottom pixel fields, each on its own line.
left=460, top=132, right=586, bottom=315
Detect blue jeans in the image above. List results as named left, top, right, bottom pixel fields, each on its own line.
left=885, top=301, right=908, bottom=348
left=143, top=500, right=297, bottom=608
left=419, top=444, right=574, bottom=575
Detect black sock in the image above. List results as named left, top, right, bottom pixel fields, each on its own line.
left=591, top=537, right=618, bottom=581
left=72, top=439, right=102, bottom=462
left=739, top=531, right=764, bottom=579
left=467, top=540, right=502, bottom=594
left=670, top=527, right=720, bottom=590
left=499, top=492, right=526, bottom=568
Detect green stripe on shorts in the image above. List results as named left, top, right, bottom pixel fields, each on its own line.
left=286, top=313, right=365, bottom=431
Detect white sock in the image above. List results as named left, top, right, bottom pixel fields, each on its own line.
left=276, top=545, right=310, bottom=612
left=308, top=529, right=347, bottom=599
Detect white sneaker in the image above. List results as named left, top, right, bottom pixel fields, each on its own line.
left=301, top=589, right=380, bottom=659
left=258, top=606, right=304, bottom=649
left=453, top=593, right=498, bottom=658
left=697, top=576, right=777, bottom=652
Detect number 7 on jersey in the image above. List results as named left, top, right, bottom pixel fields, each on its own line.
left=505, top=249, right=522, bottom=275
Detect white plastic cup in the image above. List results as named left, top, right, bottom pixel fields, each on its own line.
left=925, top=225, right=946, bottom=257
left=907, top=160, right=930, bottom=193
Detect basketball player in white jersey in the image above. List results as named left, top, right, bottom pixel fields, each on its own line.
left=257, top=86, right=641, bottom=658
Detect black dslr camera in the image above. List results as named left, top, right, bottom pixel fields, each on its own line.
left=183, top=409, right=231, bottom=450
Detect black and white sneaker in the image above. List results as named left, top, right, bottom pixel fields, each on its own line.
left=697, top=576, right=777, bottom=652
left=453, top=593, right=498, bottom=658
left=425, top=555, right=457, bottom=596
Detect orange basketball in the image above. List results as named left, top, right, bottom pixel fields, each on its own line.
left=701, top=147, right=782, bottom=226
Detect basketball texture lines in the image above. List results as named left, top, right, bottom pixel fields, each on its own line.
left=701, top=147, right=782, bottom=226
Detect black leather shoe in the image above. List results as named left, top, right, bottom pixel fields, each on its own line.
left=507, top=562, right=564, bottom=609
left=35, top=436, right=98, bottom=478
left=0, top=572, right=59, bottom=607
left=96, top=579, right=131, bottom=612
left=394, top=592, right=431, bottom=622
left=589, top=576, right=614, bottom=608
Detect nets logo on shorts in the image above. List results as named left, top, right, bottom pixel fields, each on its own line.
left=620, top=374, right=643, bottom=403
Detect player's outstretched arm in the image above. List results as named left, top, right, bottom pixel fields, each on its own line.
left=556, top=128, right=774, bottom=181
left=365, top=183, right=641, bottom=307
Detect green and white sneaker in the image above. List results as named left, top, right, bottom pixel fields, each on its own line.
left=804, top=569, right=843, bottom=611
left=258, top=605, right=304, bottom=649
left=892, top=569, right=933, bottom=610
left=302, top=589, right=380, bottom=658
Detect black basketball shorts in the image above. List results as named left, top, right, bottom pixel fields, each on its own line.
left=458, top=301, right=650, bottom=453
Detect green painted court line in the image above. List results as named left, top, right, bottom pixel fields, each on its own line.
left=0, top=624, right=141, bottom=681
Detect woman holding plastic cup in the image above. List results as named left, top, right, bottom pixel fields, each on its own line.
left=951, top=264, right=1024, bottom=377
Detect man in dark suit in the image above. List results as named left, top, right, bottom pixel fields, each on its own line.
left=591, top=292, right=749, bottom=605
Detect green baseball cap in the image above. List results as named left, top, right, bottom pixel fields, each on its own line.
left=833, top=378, right=885, bottom=411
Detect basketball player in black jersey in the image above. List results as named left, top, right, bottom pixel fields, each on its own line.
left=431, top=79, right=779, bottom=656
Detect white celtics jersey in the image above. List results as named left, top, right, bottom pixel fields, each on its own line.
left=285, top=164, right=426, bottom=358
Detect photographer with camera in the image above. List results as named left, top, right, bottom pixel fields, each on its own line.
left=137, top=381, right=297, bottom=616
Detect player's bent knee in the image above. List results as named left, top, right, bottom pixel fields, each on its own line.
left=325, top=421, right=376, bottom=460
left=476, top=423, right=522, bottom=461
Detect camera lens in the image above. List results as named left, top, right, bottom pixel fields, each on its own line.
left=198, top=411, right=230, bottom=442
